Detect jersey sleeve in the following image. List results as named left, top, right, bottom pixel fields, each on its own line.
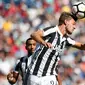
left=15, top=59, right=21, bottom=72
left=66, top=37, right=76, bottom=46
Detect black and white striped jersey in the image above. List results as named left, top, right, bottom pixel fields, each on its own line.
left=15, top=55, right=32, bottom=81
left=29, top=25, right=76, bottom=77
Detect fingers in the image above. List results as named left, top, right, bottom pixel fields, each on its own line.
left=7, top=74, right=14, bottom=81
left=42, top=41, right=53, bottom=48
left=7, top=73, right=13, bottom=79
left=7, top=71, right=19, bottom=84
left=46, top=42, right=53, bottom=48
left=7, top=73, right=17, bottom=84
left=8, top=77, right=14, bottom=81
left=43, top=42, right=53, bottom=48
left=7, top=72, right=15, bottom=81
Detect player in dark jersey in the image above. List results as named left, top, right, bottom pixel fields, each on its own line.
left=26, top=12, right=85, bottom=85
left=7, top=38, right=36, bottom=85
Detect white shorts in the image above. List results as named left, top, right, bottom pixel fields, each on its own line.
left=26, top=75, right=58, bottom=85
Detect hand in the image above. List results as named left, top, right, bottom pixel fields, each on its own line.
left=45, top=42, right=53, bottom=48
left=7, top=71, right=19, bottom=84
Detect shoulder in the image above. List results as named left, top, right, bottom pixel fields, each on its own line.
left=42, top=26, right=57, bottom=36
left=42, top=26, right=56, bottom=31
left=16, top=56, right=27, bottom=64
left=66, top=35, right=75, bottom=45
left=20, top=56, right=28, bottom=62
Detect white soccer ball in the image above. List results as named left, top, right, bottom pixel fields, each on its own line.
left=72, top=1, right=85, bottom=19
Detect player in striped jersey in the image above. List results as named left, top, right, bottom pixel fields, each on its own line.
left=26, top=12, right=85, bottom=85
left=7, top=38, right=37, bottom=85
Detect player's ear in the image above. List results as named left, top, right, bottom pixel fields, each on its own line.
left=64, top=20, right=66, bottom=25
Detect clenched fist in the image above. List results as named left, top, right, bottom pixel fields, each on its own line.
left=7, top=71, right=19, bottom=84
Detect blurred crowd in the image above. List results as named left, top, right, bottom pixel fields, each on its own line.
left=0, top=0, right=85, bottom=85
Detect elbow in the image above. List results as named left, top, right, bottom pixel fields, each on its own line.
left=31, top=33, right=34, bottom=38
left=31, top=32, right=36, bottom=39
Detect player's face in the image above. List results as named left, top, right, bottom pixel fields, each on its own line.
left=65, top=19, right=76, bottom=35
left=26, top=40, right=36, bottom=54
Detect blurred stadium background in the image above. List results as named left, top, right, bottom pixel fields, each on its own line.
left=0, top=0, right=85, bottom=85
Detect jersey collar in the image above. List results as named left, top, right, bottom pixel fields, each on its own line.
left=56, top=25, right=63, bottom=37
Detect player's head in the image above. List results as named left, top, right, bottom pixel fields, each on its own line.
left=25, top=38, right=36, bottom=54
left=58, top=12, right=77, bottom=35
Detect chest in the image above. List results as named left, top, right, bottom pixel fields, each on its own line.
left=51, top=33, right=67, bottom=51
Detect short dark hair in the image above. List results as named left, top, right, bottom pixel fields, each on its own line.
left=58, top=12, right=77, bottom=25
left=26, top=38, right=33, bottom=45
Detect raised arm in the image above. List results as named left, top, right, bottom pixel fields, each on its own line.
left=31, top=30, right=52, bottom=48
left=73, top=42, right=85, bottom=50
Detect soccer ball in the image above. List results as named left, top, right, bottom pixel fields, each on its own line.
left=72, top=1, right=85, bottom=19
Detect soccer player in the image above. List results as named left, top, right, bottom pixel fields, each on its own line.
left=26, top=12, right=85, bottom=85
left=7, top=38, right=37, bottom=85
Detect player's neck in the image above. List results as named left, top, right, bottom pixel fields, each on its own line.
left=28, top=52, right=32, bottom=57
left=58, top=24, right=66, bottom=36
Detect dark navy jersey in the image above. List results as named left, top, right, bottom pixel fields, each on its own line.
left=15, top=55, right=33, bottom=81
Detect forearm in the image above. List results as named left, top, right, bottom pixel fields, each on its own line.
left=80, top=44, right=85, bottom=50
left=73, top=42, right=85, bottom=50
left=31, top=30, right=52, bottom=48
left=57, top=75, right=62, bottom=85
left=31, top=33, right=46, bottom=46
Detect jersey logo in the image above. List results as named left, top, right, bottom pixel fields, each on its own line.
left=22, top=63, right=26, bottom=72
left=50, top=80, right=54, bottom=85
